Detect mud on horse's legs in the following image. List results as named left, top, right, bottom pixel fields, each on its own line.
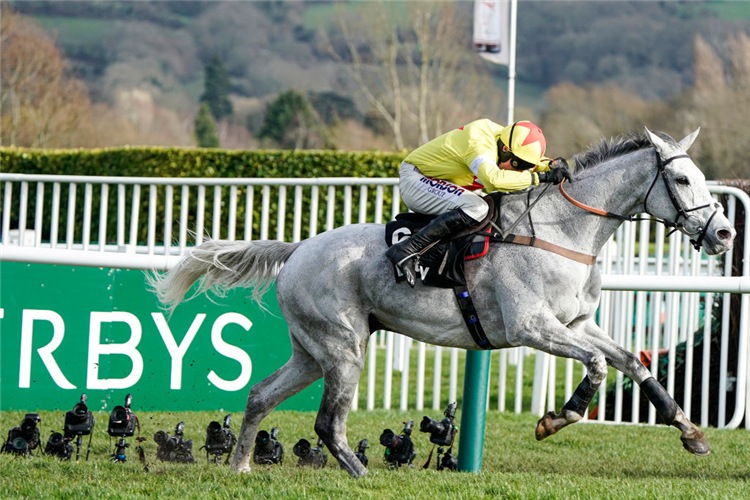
left=314, top=363, right=368, bottom=478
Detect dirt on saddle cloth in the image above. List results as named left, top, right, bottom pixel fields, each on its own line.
left=384, top=213, right=492, bottom=288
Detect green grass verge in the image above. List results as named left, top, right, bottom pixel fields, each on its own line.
left=31, top=16, right=113, bottom=47
left=706, top=1, right=750, bottom=21
left=302, top=2, right=414, bottom=31
left=2, top=410, right=749, bottom=499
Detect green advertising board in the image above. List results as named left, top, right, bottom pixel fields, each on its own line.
left=0, top=262, right=323, bottom=412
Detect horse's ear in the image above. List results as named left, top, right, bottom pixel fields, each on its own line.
left=677, top=127, right=700, bottom=152
left=644, top=127, right=668, bottom=153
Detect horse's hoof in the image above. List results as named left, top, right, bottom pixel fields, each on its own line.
left=535, top=411, right=558, bottom=441
left=230, top=464, right=252, bottom=473
left=680, top=428, right=711, bottom=456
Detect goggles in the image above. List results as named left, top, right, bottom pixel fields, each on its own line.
left=505, top=122, right=538, bottom=171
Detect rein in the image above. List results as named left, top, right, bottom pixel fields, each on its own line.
left=559, top=150, right=716, bottom=250
left=488, top=183, right=598, bottom=265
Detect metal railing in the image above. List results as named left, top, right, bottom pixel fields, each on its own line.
left=1, top=173, right=748, bottom=428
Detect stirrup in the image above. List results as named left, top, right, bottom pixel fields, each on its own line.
left=395, top=253, right=418, bottom=268
left=399, top=256, right=419, bottom=288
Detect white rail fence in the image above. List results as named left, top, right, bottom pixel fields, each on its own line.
left=1, top=173, right=748, bottom=429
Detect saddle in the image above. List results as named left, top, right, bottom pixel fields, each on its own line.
left=385, top=191, right=598, bottom=289
left=384, top=205, right=495, bottom=289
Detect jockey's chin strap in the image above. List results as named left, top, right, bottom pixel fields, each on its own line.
left=559, top=150, right=717, bottom=251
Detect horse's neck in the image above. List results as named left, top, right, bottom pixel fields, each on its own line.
left=518, top=149, right=654, bottom=255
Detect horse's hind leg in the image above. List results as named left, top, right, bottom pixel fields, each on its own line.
left=315, top=360, right=368, bottom=478
left=231, top=337, right=322, bottom=472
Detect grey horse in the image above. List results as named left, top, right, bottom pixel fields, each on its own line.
left=149, top=128, right=735, bottom=477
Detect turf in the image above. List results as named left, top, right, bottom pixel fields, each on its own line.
left=1, top=410, right=748, bottom=499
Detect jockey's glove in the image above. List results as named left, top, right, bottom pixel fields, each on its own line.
left=538, top=158, right=573, bottom=185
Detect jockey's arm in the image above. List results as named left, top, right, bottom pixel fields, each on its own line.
left=467, top=149, right=553, bottom=192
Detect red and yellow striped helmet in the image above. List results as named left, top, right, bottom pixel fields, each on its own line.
left=499, top=121, right=547, bottom=169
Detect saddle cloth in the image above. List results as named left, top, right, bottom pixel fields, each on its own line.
left=384, top=210, right=494, bottom=289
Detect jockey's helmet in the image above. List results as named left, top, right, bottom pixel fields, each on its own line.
left=498, top=121, right=547, bottom=171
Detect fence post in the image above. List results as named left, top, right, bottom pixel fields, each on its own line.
left=457, top=349, right=491, bottom=473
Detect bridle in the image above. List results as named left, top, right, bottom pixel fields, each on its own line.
left=559, top=149, right=717, bottom=250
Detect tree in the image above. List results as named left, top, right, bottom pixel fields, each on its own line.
left=194, top=103, right=220, bottom=148
left=322, top=3, right=405, bottom=149
left=540, top=82, right=668, bottom=159
left=200, top=54, right=233, bottom=120
left=259, top=90, right=333, bottom=149
left=322, top=1, right=500, bottom=149
left=674, top=34, right=750, bottom=179
left=0, top=6, right=92, bottom=147
left=309, top=91, right=360, bottom=126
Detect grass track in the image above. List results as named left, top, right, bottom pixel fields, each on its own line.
left=2, top=410, right=749, bottom=499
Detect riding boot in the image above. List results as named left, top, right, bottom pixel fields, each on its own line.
left=386, top=209, right=477, bottom=287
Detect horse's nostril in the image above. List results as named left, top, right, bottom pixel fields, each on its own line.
left=718, top=229, right=732, bottom=240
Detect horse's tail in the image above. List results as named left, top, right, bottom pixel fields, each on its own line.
left=148, top=239, right=302, bottom=315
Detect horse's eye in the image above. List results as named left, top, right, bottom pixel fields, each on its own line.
left=676, top=176, right=690, bottom=186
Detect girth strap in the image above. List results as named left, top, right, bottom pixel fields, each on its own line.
left=453, top=285, right=495, bottom=350
left=493, top=233, right=598, bottom=266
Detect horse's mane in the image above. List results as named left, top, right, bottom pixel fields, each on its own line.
left=571, top=130, right=678, bottom=172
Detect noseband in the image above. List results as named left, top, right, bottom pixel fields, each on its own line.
left=559, top=149, right=717, bottom=250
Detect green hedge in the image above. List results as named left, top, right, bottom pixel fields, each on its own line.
left=0, top=147, right=406, bottom=246
left=0, top=147, right=404, bottom=178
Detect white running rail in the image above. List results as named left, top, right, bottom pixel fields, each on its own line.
left=1, top=173, right=748, bottom=428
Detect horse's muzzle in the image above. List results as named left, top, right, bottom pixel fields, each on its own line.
left=702, top=223, right=735, bottom=256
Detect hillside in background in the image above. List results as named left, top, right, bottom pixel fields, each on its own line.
left=3, top=0, right=750, bottom=178
left=12, top=1, right=750, bottom=99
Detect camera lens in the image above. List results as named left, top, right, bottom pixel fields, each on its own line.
left=293, top=439, right=311, bottom=458
left=154, top=430, right=168, bottom=445
left=48, top=432, right=63, bottom=446
left=420, top=416, right=440, bottom=434
left=207, top=421, right=222, bottom=434
left=112, top=408, right=128, bottom=423
left=11, top=437, right=27, bottom=451
left=72, top=403, right=89, bottom=418
left=379, top=430, right=399, bottom=448
left=256, top=430, right=270, bottom=445
left=20, top=418, right=36, bottom=434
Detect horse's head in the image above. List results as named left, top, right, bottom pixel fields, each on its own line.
left=644, top=127, right=735, bottom=256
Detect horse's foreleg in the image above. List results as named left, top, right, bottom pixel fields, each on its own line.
left=639, top=377, right=710, bottom=455
left=581, top=320, right=710, bottom=456
left=230, top=347, right=322, bottom=472
left=315, top=361, right=368, bottom=478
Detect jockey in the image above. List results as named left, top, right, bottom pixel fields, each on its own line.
left=386, top=119, right=572, bottom=287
